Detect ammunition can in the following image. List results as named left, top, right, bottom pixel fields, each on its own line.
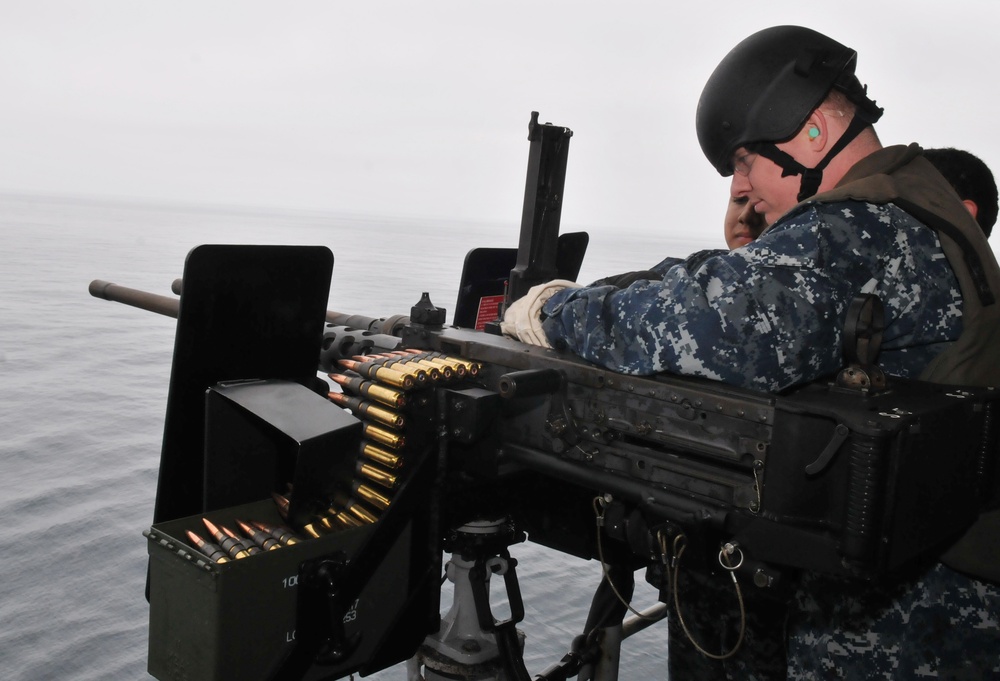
left=147, top=498, right=418, bottom=681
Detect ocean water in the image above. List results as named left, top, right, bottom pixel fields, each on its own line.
left=0, top=193, right=717, bottom=680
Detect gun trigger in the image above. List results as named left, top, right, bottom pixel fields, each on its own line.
left=804, top=424, right=849, bottom=476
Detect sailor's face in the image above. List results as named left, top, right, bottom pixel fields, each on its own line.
left=729, top=139, right=806, bottom=225
left=724, top=194, right=766, bottom=249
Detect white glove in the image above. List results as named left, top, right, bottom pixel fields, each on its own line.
left=500, top=279, right=581, bottom=347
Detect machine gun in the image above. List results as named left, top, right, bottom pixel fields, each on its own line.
left=90, top=113, right=999, bottom=681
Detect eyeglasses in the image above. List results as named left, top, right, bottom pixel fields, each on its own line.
left=732, top=151, right=757, bottom=176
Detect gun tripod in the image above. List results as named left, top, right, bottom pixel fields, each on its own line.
left=407, top=519, right=529, bottom=681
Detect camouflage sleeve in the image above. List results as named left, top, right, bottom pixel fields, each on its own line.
left=586, top=250, right=727, bottom=288
left=647, top=249, right=729, bottom=276
left=678, top=248, right=728, bottom=273
left=540, top=202, right=962, bottom=392
left=649, top=255, right=686, bottom=275
left=588, top=250, right=729, bottom=287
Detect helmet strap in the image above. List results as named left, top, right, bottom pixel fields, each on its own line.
left=748, top=112, right=874, bottom=202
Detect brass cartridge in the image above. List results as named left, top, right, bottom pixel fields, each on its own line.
left=328, top=392, right=405, bottom=429
left=301, top=522, right=325, bottom=539
left=334, top=493, right=380, bottom=525
left=323, top=506, right=364, bottom=529
left=184, top=530, right=230, bottom=563
left=390, top=352, right=452, bottom=380
left=337, top=359, right=414, bottom=390
left=405, top=351, right=464, bottom=378
left=202, top=518, right=250, bottom=559
left=407, top=348, right=480, bottom=375
left=362, top=423, right=405, bottom=449
left=301, top=508, right=351, bottom=536
left=334, top=509, right=364, bottom=528
left=270, top=492, right=291, bottom=521
left=356, top=460, right=399, bottom=490
left=315, top=514, right=344, bottom=533
left=236, top=520, right=282, bottom=551
left=358, top=354, right=433, bottom=383
left=250, top=520, right=301, bottom=546
left=328, top=372, right=407, bottom=409
left=353, top=481, right=391, bottom=511
left=223, top=526, right=262, bottom=556
left=445, top=355, right=481, bottom=376
left=360, top=441, right=404, bottom=469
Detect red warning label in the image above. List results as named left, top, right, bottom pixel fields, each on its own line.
left=474, top=295, right=506, bottom=331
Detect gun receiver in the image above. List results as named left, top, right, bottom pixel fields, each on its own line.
left=323, top=314, right=999, bottom=580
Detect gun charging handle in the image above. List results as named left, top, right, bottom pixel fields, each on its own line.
left=498, top=368, right=563, bottom=399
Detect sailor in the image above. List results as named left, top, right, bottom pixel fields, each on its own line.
left=586, top=188, right=766, bottom=291
left=502, top=25, right=1000, bottom=679
left=924, top=146, right=999, bottom=238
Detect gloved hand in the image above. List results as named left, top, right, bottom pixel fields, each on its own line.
left=500, top=279, right=581, bottom=347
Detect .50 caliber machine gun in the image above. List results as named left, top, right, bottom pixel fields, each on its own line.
left=90, top=112, right=999, bottom=681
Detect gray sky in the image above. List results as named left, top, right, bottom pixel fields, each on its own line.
left=2, top=0, right=999, bottom=245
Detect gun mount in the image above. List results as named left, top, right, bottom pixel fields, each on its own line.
left=89, top=112, right=1000, bottom=681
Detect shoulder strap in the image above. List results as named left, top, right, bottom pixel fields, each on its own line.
left=810, top=145, right=1000, bottom=386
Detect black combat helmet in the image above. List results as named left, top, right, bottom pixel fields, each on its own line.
left=696, top=26, right=882, bottom=199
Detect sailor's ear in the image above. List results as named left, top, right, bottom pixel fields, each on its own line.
left=802, top=109, right=829, bottom=151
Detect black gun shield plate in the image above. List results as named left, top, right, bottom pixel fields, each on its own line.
left=153, top=244, right=333, bottom=524
left=453, top=231, right=588, bottom=329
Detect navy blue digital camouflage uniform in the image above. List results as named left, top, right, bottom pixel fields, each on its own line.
left=541, top=199, right=963, bottom=392
left=788, top=563, right=1000, bottom=679
left=540, top=158, right=1000, bottom=678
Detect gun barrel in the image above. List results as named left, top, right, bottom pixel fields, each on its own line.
left=98, top=278, right=413, bottom=342
left=172, top=276, right=409, bottom=334
left=88, top=280, right=179, bottom=319
left=325, top=311, right=410, bottom=336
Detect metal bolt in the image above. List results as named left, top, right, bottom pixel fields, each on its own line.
left=753, top=569, right=772, bottom=588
